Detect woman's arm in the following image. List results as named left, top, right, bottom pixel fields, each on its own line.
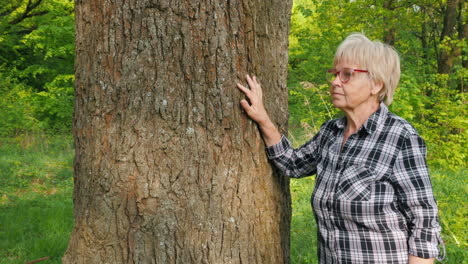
left=236, top=74, right=281, bottom=147
left=393, top=134, right=444, bottom=261
left=236, top=74, right=321, bottom=178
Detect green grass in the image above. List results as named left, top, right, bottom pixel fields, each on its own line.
left=0, top=134, right=466, bottom=263
left=0, top=191, right=73, bottom=264
left=430, top=169, right=468, bottom=264
left=0, top=134, right=74, bottom=201
left=290, top=177, right=317, bottom=263
left=0, top=135, right=74, bottom=264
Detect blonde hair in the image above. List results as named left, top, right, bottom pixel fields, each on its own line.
left=333, top=33, right=400, bottom=106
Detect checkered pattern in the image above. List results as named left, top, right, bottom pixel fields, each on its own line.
left=266, top=103, right=444, bottom=263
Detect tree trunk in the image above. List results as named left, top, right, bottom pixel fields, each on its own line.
left=459, top=1, right=467, bottom=70
left=438, top=0, right=459, bottom=74
left=383, top=0, right=396, bottom=46
left=63, top=0, right=292, bottom=263
left=420, top=6, right=429, bottom=65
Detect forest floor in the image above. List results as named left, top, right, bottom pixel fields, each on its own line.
left=0, top=135, right=466, bottom=264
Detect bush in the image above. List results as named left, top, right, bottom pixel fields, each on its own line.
left=391, top=73, right=467, bottom=168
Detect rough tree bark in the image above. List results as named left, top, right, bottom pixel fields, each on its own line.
left=63, top=0, right=292, bottom=263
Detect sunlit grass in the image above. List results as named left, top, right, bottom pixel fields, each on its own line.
left=0, top=134, right=73, bottom=203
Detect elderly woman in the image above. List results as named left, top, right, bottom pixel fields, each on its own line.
left=237, top=33, right=443, bottom=263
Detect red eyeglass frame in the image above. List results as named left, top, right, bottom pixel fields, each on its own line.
left=326, top=68, right=369, bottom=83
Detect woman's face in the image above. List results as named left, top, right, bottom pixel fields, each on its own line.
left=329, top=62, right=382, bottom=112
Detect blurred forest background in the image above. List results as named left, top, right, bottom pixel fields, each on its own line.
left=0, top=0, right=466, bottom=263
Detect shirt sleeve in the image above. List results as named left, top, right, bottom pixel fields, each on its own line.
left=392, top=133, right=444, bottom=260
left=265, top=132, right=321, bottom=178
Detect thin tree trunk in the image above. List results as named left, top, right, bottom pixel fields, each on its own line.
left=420, top=6, right=429, bottom=66
left=459, top=1, right=467, bottom=70
left=383, top=0, right=396, bottom=46
left=63, top=0, right=292, bottom=263
left=438, top=0, right=459, bottom=74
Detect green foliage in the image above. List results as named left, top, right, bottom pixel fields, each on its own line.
left=288, top=0, right=467, bottom=169
left=0, top=76, right=38, bottom=135
left=288, top=82, right=340, bottom=137
left=390, top=73, right=467, bottom=168
left=32, top=74, right=75, bottom=131
left=0, top=0, right=75, bottom=136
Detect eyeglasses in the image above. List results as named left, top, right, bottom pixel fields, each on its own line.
left=326, top=68, right=369, bottom=83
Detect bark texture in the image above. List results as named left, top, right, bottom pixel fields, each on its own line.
left=63, top=0, right=292, bottom=263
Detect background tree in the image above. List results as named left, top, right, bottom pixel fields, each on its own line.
left=63, top=0, right=292, bottom=263
left=0, top=0, right=74, bottom=135
left=438, top=0, right=460, bottom=74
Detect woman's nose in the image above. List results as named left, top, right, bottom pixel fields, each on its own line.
left=331, top=75, right=341, bottom=85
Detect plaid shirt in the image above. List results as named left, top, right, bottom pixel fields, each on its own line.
left=266, top=103, right=444, bottom=263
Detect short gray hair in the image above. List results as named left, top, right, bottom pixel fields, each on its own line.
left=333, top=33, right=400, bottom=106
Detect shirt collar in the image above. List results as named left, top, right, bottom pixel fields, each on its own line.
left=334, top=102, right=388, bottom=135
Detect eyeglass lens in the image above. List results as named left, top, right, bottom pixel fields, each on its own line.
left=326, top=69, right=353, bottom=83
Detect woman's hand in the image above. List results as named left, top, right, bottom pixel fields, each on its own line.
left=236, top=74, right=270, bottom=125
left=237, top=74, right=281, bottom=147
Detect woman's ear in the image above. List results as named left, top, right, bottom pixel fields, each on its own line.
left=371, top=80, right=384, bottom=95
